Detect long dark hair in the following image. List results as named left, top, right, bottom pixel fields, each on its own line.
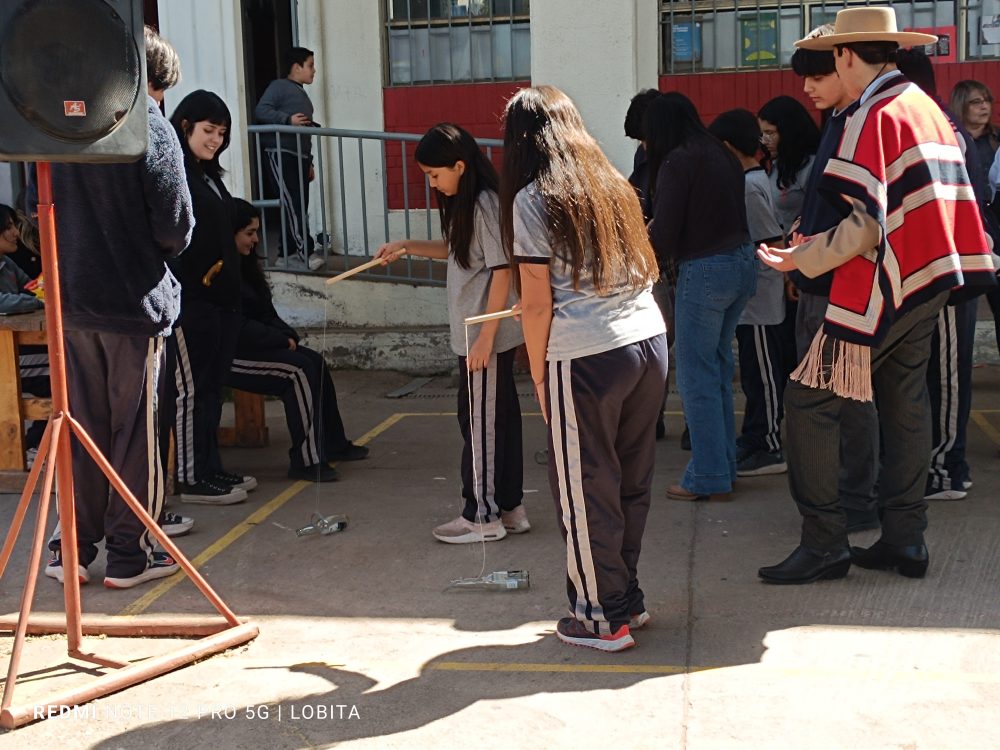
left=0, top=203, right=15, bottom=232
left=499, top=85, right=658, bottom=293
left=169, top=89, right=232, bottom=180
left=414, top=123, right=497, bottom=270
left=644, top=92, right=720, bottom=205
left=757, top=96, right=819, bottom=190
left=232, top=199, right=271, bottom=304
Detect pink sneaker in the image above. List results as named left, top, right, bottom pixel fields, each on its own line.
left=555, top=618, right=635, bottom=652
left=432, top=516, right=506, bottom=544
left=502, top=505, right=531, bottom=534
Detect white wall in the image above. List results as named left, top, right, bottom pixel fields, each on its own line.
left=531, top=0, right=659, bottom=175
left=158, top=0, right=252, bottom=199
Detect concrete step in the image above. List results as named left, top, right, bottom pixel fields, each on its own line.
left=299, top=324, right=452, bottom=375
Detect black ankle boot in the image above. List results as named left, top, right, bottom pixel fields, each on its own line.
left=758, top=545, right=851, bottom=585
left=850, top=540, right=928, bottom=578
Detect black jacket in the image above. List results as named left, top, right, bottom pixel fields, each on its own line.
left=170, top=161, right=241, bottom=313
left=235, top=261, right=299, bottom=354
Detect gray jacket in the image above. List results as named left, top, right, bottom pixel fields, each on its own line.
left=0, top=255, right=43, bottom=315
left=255, top=78, right=315, bottom=161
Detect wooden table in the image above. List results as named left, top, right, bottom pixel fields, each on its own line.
left=0, top=310, right=268, bottom=493
left=0, top=310, right=49, bottom=491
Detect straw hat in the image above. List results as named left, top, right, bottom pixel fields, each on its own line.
left=794, top=8, right=937, bottom=50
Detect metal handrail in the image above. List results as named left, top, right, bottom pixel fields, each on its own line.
left=247, top=124, right=503, bottom=286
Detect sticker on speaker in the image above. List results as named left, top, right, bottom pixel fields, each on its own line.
left=64, top=101, right=87, bottom=117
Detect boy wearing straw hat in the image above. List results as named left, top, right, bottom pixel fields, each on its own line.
left=756, top=7, right=995, bottom=584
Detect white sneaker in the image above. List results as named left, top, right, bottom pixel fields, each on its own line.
left=629, top=611, right=651, bottom=629
left=432, top=516, right=506, bottom=544
left=44, top=552, right=89, bottom=585
left=502, top=505, right=531, bottom=534
left=104, top=552, right=179, bottom=589
left=300, top=251, right=325, bottom=271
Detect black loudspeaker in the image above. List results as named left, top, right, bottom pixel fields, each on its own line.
left=0, top=0, right=147, bottom=163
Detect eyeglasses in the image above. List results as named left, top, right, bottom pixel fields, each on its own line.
left=759, top=132, right=778, bottom=143
left=968, top=96, right=994, bottom=107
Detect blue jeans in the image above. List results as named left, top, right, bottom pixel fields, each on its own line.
left=675, top=245, right=757, bottom=494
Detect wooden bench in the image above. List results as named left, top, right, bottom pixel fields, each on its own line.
left=0, top=310, right=51, bottom=492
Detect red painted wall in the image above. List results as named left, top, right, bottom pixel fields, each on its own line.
left=383, top=81, right=528, bottom=209
left=660, top=61, right=1000, bottom=124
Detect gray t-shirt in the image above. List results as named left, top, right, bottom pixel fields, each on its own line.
left=446, top=190, right=524, bottom=357
left=768, top=155, right=814, bottom=235
left=512, top=183, right=665, bottom=361
left=741, top=167, right=785, bottom=326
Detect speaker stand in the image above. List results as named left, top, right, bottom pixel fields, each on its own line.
left=0, top=162, right=258, bottom=729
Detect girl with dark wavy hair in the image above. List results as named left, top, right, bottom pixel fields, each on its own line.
left=500, top=85, right=666, bottom=653
left=377, top=123, right=527, bottom=544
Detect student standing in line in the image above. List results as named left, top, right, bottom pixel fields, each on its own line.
left=707, top=110, right=788, bottom=478
left=758, top=9, right=993, bottom=585
left=787, top=24, right=880, bottom=534
left=255, top=46, right=325, bottom=271
left=229, top=199, right=368, bottom=483
left=377, top=123, right=528, bottom=544
left=39, top=26, right=194, bottom=587
left=897, top=49, right=999, bottom=503
left=169, top=90, right=256, bottom=506
left=646, top=92, right=756, bottom=503
left=502, top=86, right=667, bottom=652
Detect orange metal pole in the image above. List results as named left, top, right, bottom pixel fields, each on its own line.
left=0, top=612, right=242, bottom=637
left=66, top=415, right=241, bottom=627
left=35, top=163, right=85, bottom=652
left=0, top=621, right=259, bottom=729
left=0, top=417, right=54, bottom=579
left=0, top=415, right=62, bottom=713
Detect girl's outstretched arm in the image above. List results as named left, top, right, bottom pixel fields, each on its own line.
left=375, top=238, right=448, bottom=262
left=518, top=263, right=553, bottom=424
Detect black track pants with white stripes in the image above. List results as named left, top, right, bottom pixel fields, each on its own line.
left=227, top=344, right=349, bottom=469
left=171, top=302, right=239, bottom=485
left=546, top=334, right=668, bottom=636
left=48, top=332, right=167, bottom=578
left=457, top=348, right=523, bottom=522
left=735, top=322, right=785, bottom=453
left=267, top=150, right=314, bottom=258
left=926, top=299, right=977, bottom=491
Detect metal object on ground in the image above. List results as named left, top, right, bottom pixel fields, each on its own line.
left=296, top=513, right=349, bottom=537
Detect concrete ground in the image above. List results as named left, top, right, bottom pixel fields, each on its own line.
left=1, top=365, right=999, bottom=749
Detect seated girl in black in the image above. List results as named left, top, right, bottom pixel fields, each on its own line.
left=227, top=199, right=367, bottom=482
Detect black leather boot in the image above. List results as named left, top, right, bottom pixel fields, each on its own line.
left=850, top=539, right=928, bottom=578
left=758, top=545, right=851, bottom=585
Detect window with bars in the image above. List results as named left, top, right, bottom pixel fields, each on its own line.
left=385, top=0, right=530, bottom=85
left=658, top=1, right=1000, bottom=73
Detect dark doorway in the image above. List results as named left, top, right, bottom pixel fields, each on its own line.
left=242, top=0, right=295, bottom=109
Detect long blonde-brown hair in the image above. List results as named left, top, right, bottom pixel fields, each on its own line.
left=499, top=85, right=659, bottom=293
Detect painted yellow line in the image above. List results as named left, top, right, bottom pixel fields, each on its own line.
left=119, top=413, right=405, bottom=617
left=119, top=481, right=311, bottom=616
left=970, top=411, right=1000, bottom=448
left=431, top=661, right=697, bottom=675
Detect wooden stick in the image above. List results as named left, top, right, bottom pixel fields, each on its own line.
left=464, top=308, right=519, bottom=326
left=324, top=249, right=406, bottom=286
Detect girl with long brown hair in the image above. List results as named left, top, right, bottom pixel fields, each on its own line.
left=500, top=86, right=667, bottom=652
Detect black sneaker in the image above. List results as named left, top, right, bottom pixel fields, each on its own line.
left=44, top=551, right=90, bottom=585
left=736, top=450, right=787, bottom=477
left=327, top=443, right=369, bottom=462
left=288, top=463, right=339, bottom=482
left=161, top=512, right=194, bottom=537
left=104, top=552, right=180, bottom=589
left=214, top=471, right=257, bottom=492
left=179, top=480, right=248, bottom=505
